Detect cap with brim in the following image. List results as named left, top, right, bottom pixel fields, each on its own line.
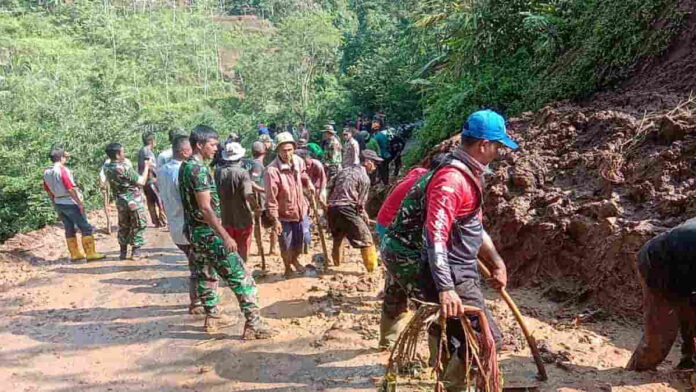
left=275, top=132, right=297, bottom=150
left=342, top=129, right=352, bottom=135
left=222, top=142, right=245, bottom=161
left=323, top=125, right=336, bottom=134
left=361, top=149, right=383, bottom=163
left=461, top=109, right=518, bottom=149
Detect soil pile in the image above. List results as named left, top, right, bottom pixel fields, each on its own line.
left=427, top=98, right=696, bottom=316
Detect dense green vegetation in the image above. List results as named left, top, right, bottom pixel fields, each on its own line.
left=0, top=0, right=685, bottom=240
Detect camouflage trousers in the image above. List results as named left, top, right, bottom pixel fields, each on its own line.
left=116, top=203, right=147, bottom=248
left=380, top=245, right=423, bottom=300
left=189, top=225, right=260, bottom=321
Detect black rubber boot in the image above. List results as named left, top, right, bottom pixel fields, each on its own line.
left=119, top=245, right=128, bottom=260
left=243, top=311, right=277, bottom=340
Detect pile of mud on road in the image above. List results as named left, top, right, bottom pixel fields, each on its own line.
left=427, top=96, right=696, bottom=316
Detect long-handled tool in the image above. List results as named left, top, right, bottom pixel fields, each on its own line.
left=102, top=186, right=112, bottom=234
left=477, top=259, right=548, bottom=381
left=253, top=193, right=266, bottom=271
left=308, top=196, right=331, bottom=270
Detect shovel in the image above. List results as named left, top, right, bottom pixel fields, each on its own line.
left=477, top=259, right=548, bottom=381
left=308, top=196, right=331, bottom=270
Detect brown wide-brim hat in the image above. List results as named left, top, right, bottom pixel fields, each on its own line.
left=361, top=149, right=383, bottom=163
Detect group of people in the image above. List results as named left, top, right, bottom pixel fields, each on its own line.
left=42, top=108, right=694, bottom=386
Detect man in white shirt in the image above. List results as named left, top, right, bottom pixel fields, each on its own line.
left=157, top=135, right=219, bottom=315
left=157, top=128, right=187, bottom=170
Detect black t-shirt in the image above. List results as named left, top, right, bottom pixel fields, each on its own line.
left=214, top=161, right=253, bottom=229
left=641, top=218, right=696, bottom=296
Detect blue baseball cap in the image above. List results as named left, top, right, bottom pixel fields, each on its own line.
left=461, top=110, right=518, bottom=149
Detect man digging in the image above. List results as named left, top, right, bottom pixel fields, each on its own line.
left=627, top=218, right=696, bottom=371
left=214, top=142, right=259, bottom=262
left=326, top=149, right=382, bottom=273
left=381, top=110, right=516, bottom=390
left=179, top=125, right=275, bottom=338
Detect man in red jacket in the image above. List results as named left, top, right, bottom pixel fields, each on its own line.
left=264, top=132, right=315, bottom=277
left=376, top=154, right=445, bottom=348
left=380, top=110, right=516, bottom=386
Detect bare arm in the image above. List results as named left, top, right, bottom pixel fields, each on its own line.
left=67, top=188, right=84, bottom=212
left=242, top=175, right=259, bottom=212
left=135, top=163, right=151, bottom=187
left=246, top=194, right=259, bottom=212
left=478, top=230, right=507, bottom=289
left=251, top=183, right=265, bottom=193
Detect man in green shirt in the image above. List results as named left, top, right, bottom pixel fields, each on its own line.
left=179, top=125, right=276, bottom=339
left=103, top=142, right=151, bottom=260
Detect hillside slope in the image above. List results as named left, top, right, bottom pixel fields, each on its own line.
left=425, top=4, right=696, bottom=315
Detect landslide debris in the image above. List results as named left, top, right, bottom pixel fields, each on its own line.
left=427, top=98, right=696, bottom=316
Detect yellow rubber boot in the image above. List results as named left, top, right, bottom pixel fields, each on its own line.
left=360, top=245, right=379, bottom=273
left=82, top=235, right=106, bottom=261
left=66, top=237, right=86, bottom=261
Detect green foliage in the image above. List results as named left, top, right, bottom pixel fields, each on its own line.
left=0, top=0, right=687, bottom=240
left=407, top=0, right=684, bottom=165
left=0, top=2, right=230, bottom=240
left=340, top=0, right=426, bottom=122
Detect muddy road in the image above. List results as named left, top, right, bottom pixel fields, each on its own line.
left=0, top=214, right=692, bottom=391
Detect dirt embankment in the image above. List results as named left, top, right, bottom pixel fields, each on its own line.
left=420, top=2, right=696, bottom=316
left=426, top=97, right=696, bottom=316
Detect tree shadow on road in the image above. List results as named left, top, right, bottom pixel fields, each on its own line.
left=4, top=304, right=226, bottom=347
left=53, top=263, right=186, bottom=275
left=100, top=276, right=189, bottom=295
left=200, top=345, right=383, bottom=389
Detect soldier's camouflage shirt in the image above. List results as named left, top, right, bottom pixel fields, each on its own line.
left=103, top=161, right=143, bottom=207
left=324, top=136, right=342, bottom=167
left=179, top=156, right=220, bottom=232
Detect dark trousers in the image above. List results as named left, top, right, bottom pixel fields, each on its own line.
left=425, top=278, right=502, bottom=359
left=55, top=204, right=93, bottom=238
left=392, top=154, right=402, bottom=177
left=327, top=205, right=372, bottom=248
left=378, top=157, right=393, bottom=185
left=144, top=183, right=167, bottom=227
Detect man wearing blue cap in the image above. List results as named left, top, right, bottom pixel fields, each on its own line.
left=380, top=109, right=517, bottom=383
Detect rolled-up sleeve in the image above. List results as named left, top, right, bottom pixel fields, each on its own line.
left=357, top=174, right=370, bottom=210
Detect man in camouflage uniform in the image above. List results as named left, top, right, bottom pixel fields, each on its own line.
left=322, top=125, right=342, bottom=181
left=179, top=125, right=276, bottom=339
left=104, top=142, right=151, bottom=260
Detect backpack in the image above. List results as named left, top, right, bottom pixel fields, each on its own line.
left=382, top=155, right=479, bottom=294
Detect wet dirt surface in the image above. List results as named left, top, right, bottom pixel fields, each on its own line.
left=1, top=211, right=692, bottom=391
